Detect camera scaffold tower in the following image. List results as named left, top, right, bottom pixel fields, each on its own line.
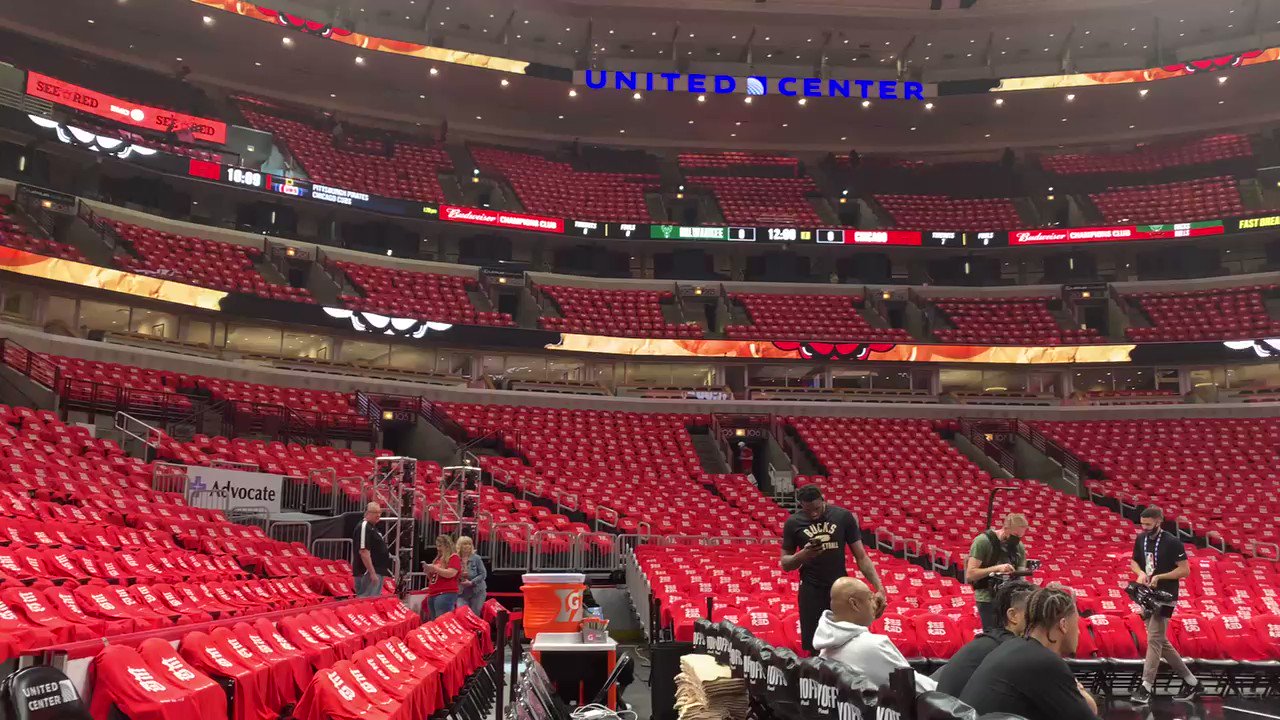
left=371, top=455, right=417, bottom=588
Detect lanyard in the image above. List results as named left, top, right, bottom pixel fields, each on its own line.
left=1143, top=531, right=1162, bottom=565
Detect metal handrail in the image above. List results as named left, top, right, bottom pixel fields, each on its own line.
left=115, top=411, right=162, bottom=450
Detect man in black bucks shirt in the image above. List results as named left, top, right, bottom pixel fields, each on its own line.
left=1130, top=506, right=1200, bottom=705
left=959, top=586, right=1099, bottom=720
left=780, top=485, right=884, bottom=653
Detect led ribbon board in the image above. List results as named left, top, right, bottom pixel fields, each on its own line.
left=574, top=71, right=933, bottom=100
left=26, top=72, right=228, bottom=144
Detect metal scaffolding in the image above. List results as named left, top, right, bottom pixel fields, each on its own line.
left=371, top=456, right=417, bottom=588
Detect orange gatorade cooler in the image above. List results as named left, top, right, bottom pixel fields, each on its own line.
left=521, top=573, right=586, bottom=638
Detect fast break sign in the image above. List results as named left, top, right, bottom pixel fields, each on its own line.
left=184, top=465, right=284, bottom=513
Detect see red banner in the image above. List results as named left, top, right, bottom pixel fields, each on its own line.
left=25, top=71, right=228, bottom=144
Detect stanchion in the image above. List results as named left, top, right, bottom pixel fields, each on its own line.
left=494, top=608, right=508, bottom=720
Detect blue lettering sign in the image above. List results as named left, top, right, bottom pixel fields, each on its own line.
left=616, top=72, right=636, bottom=91
left=688, top=74, right=706, bottom=93
left=878, top=80, right=898, bottom=99
left=778, top=78, right=798, bottom=97
left=714, top=75, right=736, bottom=93
left=585, top=71, right=607, bottom=89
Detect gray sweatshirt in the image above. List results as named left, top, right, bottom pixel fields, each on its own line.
left=812, top=610, right=938, bottom=694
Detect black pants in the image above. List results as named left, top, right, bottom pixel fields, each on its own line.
left=798, top=582, right=832, bottom=653
left=977, top=600, right=1000, bottom=633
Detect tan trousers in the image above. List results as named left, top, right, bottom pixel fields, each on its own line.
left=1143, top=614, right=1195, bottom=688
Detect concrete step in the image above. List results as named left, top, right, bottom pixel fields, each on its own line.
left=644, top=191, right=668, bottom=222
left=689, top=429, right=731, bottom=474
left=1013, top=196, right=1042, bottom=227
left=859, top=304, right=892, bottom=330
left=809, top=196, right=841, bottom=226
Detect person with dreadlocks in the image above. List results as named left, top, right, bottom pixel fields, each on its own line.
left=958, top=586, right=1100, bottom=720
left=932, top=579, right=1036, bottom=696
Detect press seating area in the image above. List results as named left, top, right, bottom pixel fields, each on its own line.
left=931, top=297, right=1103, bottom=345
left=331, top=259, right=514, bottom=327
left=1041, top=134, right=1253, bottom=175
left=0, top=405, right=352, bottom=658
left=240, top=102, right=453, bottom=203
left=0, top=196, right=85, bottom=261
left=539, top=285, right=701, bottom=338
left=88, top=598, right=492, bottom=720
left=470, top=146, right=657, bottom=222
left=1089, top=176, right=1245, bottom=224
left=1124, top=286, right=1280, bottom=342
left=688, top=176, right=823, bottom=225
left=106, top=220, right=314, bottom=303
left=725, top=293, right=911, bottom=342
left=875, top=195, right=1023, bottom=231
left=1031, top=418, right=1280, bottom=555
left=438, top=404, right=775, bottom=539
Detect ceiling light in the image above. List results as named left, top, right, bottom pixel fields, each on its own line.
left=985, top=134, right=991, bottom=138
left=744, top=97, right=752, bottom=104
left=1139, top=88, right=1149, bottom=97
left=730, top=133, right=736, bottom=137
left=559, top=114, right=565, bottom=118
left=282, top=36, right=294, bottom=46
left=910, top=127, right=917, bottom=131
left=688, top=120, right=694, bottom=124
left=1049, top=33, right=1055, bottom=37
left=254, top=62, right=262, bottom=66
left=355, top=56, right=365, bottom=65
left=924, top=102, right=934, bottom=110
left=1066, top=93, right=1075, bottom=101
left=697, top=94, right=706, bottom=102
left=1218, top=76, right=1228, bottom=84
left=619, top=129, right=625, bottom=133
left=87, top=19, right=95, bottom=24
left=1129, top=124, right=1136, bottom=129
left=202, top=15, right=214, bottom=25
left=798, top=98, right=807, bottom=106
left=329, top=93, right=336, bottom=97
left=994, top=98, right=1004, bottom=106
left=840, top=136, right=847, bottom=141
left=500, top=78, right=510, bottom=87
left=419, top=94, right=425, bottom=99
left=861, top=100, right=871, bottom=108
left=564, top=27, right=570, bottom=31
left=475, top=115, right=482, bottom=120
left=1061, top=117, right=1067, bottom=122
left=1219, top=100, right=1225, bottom=104
left=430, top=67, right=438, bottom=75
left=568, top=88, right=577, bottom=97
left=633, top=92, right=642, bottom=100
left=689, top=33, right=695, bottom=38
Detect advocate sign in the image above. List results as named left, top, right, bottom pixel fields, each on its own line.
left=185, top=465, right=284, bottom=513
left=26, top=71, right=228, bottom=144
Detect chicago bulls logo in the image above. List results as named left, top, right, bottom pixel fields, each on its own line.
left=260, top=9, right=352, bottom=38
left=1162, top=50, right=1265, bottom=73
left=772, top=341, right=896, bottom=361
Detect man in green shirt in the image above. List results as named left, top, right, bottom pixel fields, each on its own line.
left=965, top=513, right=1030, bottom=632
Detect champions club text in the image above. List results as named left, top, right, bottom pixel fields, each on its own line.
left=581, top=71, right=926, bottom=100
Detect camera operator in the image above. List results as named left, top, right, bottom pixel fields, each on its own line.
left=1129, top=506, right=1200, bottom=704
left=780, top=485, right=885, bottom=653
left=933, top=579, right=1036, bottom=696
left=965, top=513, right=1030, bottom=632
left=959, top=586, right=1100, bottom=720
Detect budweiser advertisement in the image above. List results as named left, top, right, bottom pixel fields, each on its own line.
left=438, top=205, right=564, bottom=233
left=25, top=71, right=228, bottom=144
left=1009, top=221, right=1224, bottom=246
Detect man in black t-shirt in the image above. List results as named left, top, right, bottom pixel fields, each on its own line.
left=352, top=502, right=392, bottom=598
left=1129, top=506, right=1200, bottom=704
left=780, top=485, right=884, bottom=653
left=959, top=587, right=1099, bottom=720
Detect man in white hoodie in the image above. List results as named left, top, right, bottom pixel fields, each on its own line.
left=812, top=577, right=937, bottom=693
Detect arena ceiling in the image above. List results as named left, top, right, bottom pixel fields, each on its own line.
left=3, top=0, right=1280, bottom=152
